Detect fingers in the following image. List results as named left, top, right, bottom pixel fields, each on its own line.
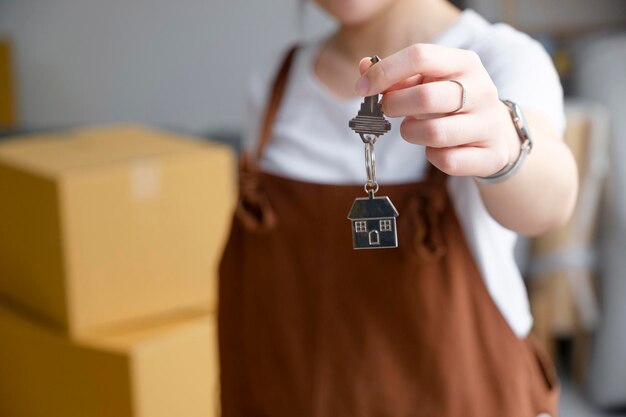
left=355, top=43, right=481, bottom=96
left=400, top=114, right=485, bottom=148
left=384, top=74, right=425, bottom=94
left=353, top=44, right=508, bottom=178
left=382, top=80, right=469, bottom=116
left=426, top=145, right=509, bottom=177
left=360, top=57, right=424, bottom=91
left=359, top=57, right=371, bottom=75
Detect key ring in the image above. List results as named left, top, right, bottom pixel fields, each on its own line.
left=364, top=182, right=380, bottom=195
left=364, top=141, right=376, bottom=185
left=364, top=138, right=378, bottom=196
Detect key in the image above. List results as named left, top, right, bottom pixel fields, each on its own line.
left=348, top=56, right=391, bottom=143
left=346, top=56, right=399, bottom=250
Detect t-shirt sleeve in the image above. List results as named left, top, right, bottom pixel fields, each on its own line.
left=476, top=24, right=566, bottom=135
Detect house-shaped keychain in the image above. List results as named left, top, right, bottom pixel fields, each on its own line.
left=348, top=194, right=399, bottom=249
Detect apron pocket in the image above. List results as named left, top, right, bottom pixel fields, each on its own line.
left=234, top=154, right=278, bottom=233
left=235, top=193, right=277, bottom=232
left=402, top=188, right=447, bottom=261
left=525, top=335, right=560, bottom=416
left=528, top=335, right=559, bottom=392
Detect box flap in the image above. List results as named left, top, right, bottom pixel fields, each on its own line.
left=0, top=124, right=227, bottom=177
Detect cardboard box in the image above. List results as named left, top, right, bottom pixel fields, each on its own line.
left=0, top=125, right=235, bottom=336
left=0, top=301, right=219, bottom=417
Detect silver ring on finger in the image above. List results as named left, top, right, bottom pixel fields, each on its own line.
left=448, top=79, right=467, bottom=114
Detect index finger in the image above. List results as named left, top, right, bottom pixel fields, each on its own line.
left=355, top=43, right=478, bottom=96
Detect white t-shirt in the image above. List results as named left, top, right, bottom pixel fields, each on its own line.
left=243, top=9, right=565, bottom=338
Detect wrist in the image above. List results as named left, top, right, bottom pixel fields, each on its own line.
left=475, top=100, right=534, bottom=184
left=501, top=102, right=522, bottom=166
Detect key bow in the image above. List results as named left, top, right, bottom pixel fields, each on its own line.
left=348, top=56, right=391, bottom=143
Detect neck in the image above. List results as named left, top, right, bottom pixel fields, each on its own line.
left=329, top=0, right=461, bottom=63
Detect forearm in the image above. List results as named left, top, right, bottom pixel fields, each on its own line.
left=475, top=108, right=579, bottom=236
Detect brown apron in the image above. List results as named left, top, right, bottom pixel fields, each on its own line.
left=218, top=47, right=559, bottom=417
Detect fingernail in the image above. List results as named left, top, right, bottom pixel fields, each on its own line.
left=355, top=76, right=369, bottom=95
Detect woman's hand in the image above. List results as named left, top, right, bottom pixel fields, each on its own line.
left=355, top=43, right=521, bottom=178
left=355, top=43, right=578, bottom=236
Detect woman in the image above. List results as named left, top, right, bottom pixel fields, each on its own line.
left=219, top=1, right=578, bottom=416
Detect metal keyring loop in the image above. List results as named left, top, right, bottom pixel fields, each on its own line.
left=362, top=133, right=377, bottom=145
left=364, top=141, right=377, bottom=186
left=364, top=182, right=379, bottom=195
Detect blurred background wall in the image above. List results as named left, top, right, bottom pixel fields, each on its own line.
left=2, top=0, right=624, bottom=134
left=468, top=0, right=625, bottom=33
left=0, top=0, right=334, bottom=133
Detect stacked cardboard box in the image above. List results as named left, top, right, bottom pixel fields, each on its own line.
left=0, top=125, right=235, bottom=416
left=0, top=304, right=220, bottom=417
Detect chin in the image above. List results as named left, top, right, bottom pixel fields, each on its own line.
left=313, top=0, right=397, bottom=26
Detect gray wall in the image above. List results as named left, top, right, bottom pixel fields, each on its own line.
left=466, top=0, right=625, bottom=33
left=0, top=0, right=335, bottom=134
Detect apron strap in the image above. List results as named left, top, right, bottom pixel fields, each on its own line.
left=254, top=45, right=300, bottom=164
left=236, top=45, right=298, bottom=232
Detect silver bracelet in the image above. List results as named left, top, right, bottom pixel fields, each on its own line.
left=475, top=99, right=533, bottom=185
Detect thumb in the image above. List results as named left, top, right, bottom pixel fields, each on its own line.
left=359, top=57, right=372, bottom=75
